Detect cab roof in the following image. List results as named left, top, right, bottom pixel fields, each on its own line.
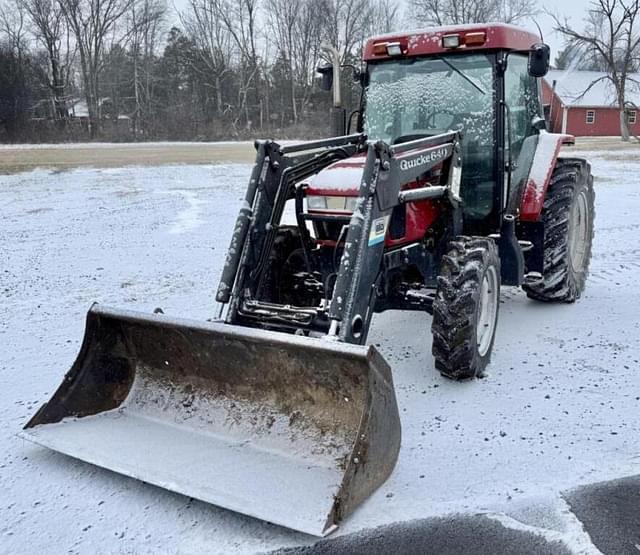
left=363, top=23, right=540, bottom=61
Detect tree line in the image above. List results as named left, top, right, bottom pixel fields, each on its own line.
left=6, top=0, right=636, bottom=143
left=0, top=0, right=407, bottom=141
left=0, top=0, right=548, bottom=142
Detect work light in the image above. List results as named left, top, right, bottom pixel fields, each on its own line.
left=386, top=42, right=403, bottom=56
left=442, top=34, right=461, bottom=48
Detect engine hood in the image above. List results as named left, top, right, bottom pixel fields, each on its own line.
left=305, top=154, right=366, bottom=196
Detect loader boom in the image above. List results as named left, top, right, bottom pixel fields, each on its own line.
left=218, top=131, right=463, bottom=344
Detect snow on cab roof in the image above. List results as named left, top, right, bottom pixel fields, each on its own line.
left=363, top=23, right=541, bottom=61
left=545, top=69, right=640, bottom=107
left=366, top=22, right=537, bottom=42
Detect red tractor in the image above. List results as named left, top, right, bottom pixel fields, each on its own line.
left=217, top=22, right=595, bottom=380
left=24, top=23, right=595, bottom=536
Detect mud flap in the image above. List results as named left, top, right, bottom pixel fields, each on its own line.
left=21, top=305, right=401, bottom=536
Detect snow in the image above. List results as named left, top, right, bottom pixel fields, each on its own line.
left=546, top=69, right=640, bottom=108
left=22, top=397, right=341, bottom=537
left=525, top=132, right=565, bottom=206
left=307, top=159, right=364, bottom=194
left=2, top=150, right=640, bottom=553
left=161, top=189, right=206, bottom=234
left=364, top=59, right=494, bottom=146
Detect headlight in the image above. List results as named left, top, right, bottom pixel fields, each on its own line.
left=307, top=196, right=328, bottom=210
left=307, top=196, right=358, bottom=212
left=344, top=197, right=359, bottom=212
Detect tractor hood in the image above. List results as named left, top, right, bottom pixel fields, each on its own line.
left=305, top=154, right=366, bottom=196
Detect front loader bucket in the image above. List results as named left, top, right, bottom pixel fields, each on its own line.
left=21, top=305, right=401, bottom=536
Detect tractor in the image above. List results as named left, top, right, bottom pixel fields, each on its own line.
left=23, top=23, right=595, bottom=536
left=219, top=23, right=595, bottom=380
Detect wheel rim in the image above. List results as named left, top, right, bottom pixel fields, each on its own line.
left=476, top=265, right=498, bottom=358
left=569, top=190, right=589, bottom=272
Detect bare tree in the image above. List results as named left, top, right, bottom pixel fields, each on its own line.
left=218, top=0, right=259, bottom=66
left=0, top=0, right=29, bottom=58
left=58, top=0, right=136, bottom=136
left=183, top=0, right=259, bottom=130
left=128, top=0, right=166, bottom=136
left=291, top=1, right=324, bottom=114
left=554, top=39, right=609, bottom=71
left=554, top=0, right=640, bottom=141
left=19, top=0, right=75, bottom=119
left=267, top=0, right=324, bottom=124
left=180, top=0, right=233, bottom=118
left=267, top=0, right=299, bottom=122
left=366, top=0, right=401, bottom=36
left=410, top=0, right=537, bottom=26
left=217, top=0, right=260, bottom=129
left=320, top=0, right=375, bottom=64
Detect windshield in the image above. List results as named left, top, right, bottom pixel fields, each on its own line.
left=363, top=53, right=497, bottom=221
left=363, top=53, right=495, bottom=147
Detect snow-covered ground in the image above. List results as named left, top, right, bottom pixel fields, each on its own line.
left=1, top=150, right=639, bottom=554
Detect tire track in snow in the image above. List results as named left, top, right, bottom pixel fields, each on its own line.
left=591, top=247, right=640, bottom=261
left=596, top=222, right=640, bottom=233
left=159, top=189, right=207, bottom=234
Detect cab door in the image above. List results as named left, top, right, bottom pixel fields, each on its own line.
left=503, top=53, right=544, bottom=213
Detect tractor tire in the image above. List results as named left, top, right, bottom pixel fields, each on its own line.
left=522, top=158, right=595, bottom=302
left=431, top=236, right=501, bottom=380
left=257, top=226, right=302, bottom=304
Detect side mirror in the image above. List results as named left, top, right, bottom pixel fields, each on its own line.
left=317, top=63, right=333, bottom=91
left=528, top=43, right=550, bottom=78
left=532, top=116, right=547, bottom=131
left=353, top=68, right=365, bottom=86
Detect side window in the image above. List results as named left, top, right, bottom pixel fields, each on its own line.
left=586, top=110, right=596, bottom=124
left=504, top=54, right=541, bottom=162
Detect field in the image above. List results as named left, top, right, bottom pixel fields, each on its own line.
left=0, top=142, right=256, bottom=174
left=1, top=139, right=640, bottom=553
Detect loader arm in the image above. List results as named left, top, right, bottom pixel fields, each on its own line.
left=22, top=130, right=463, bottom=538
left=215, top=134, right=365, bottom=307
left=328, top=133, right=462, bottom=344
left=217, top=131, right=463, bottom=345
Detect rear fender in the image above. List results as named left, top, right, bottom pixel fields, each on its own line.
left=519, top=132, right=574, bottom=221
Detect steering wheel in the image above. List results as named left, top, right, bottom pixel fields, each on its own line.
left=425, top=109, right=457, bottom=129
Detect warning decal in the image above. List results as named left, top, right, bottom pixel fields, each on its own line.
left=368, top=216, right=389, bottom=246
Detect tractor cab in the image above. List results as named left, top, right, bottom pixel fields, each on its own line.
left=320, top=23, right=550, bottom=235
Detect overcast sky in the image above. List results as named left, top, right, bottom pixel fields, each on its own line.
left=530, top=0, right=592, bottom=56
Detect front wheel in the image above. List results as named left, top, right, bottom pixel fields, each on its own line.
left=431, top=237, right=501, bottom=380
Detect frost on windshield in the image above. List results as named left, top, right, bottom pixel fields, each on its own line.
left=364, top=57, right=495, bottom=150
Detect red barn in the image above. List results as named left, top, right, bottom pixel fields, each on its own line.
left=542, top=69, right=640, bottom=136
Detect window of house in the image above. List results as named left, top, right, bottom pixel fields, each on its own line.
left=629, top=110, right=637, bottom=124
left=586, top=110, right=596, bottom=124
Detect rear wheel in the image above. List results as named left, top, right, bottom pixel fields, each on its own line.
left=523, top=159, right=595, bottom=302
left=257, top=226, right=322, bottom=307
left=431, top=236, right=501, bottom=380
left=257, top=226, right=302, bottom=303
